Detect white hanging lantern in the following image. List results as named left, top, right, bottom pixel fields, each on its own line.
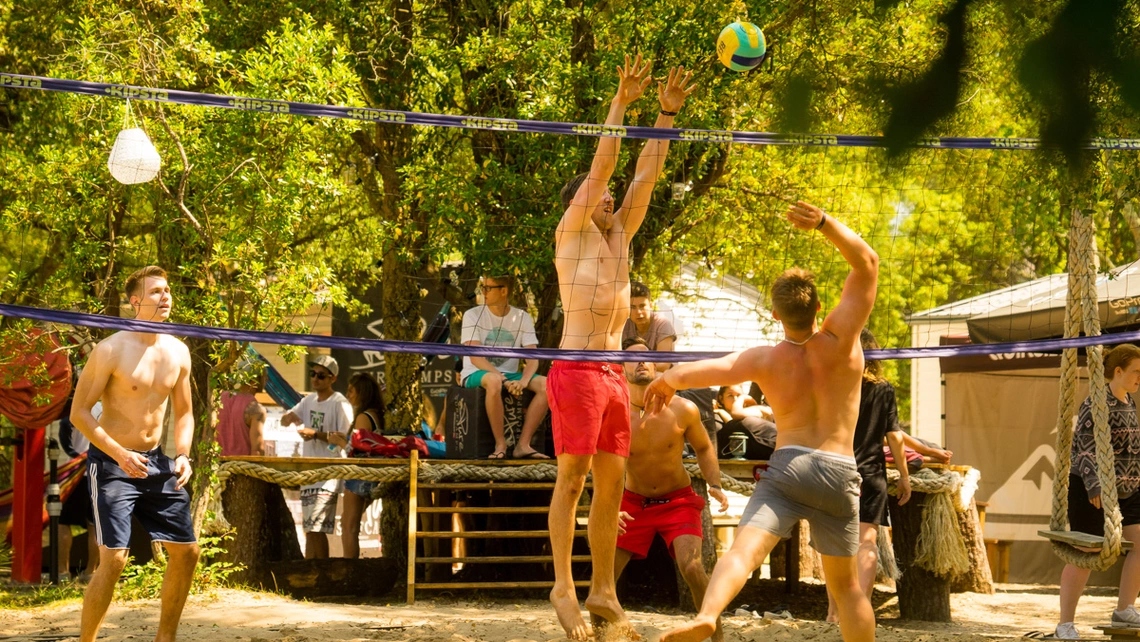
left=107, top=127, right=162, bottom=184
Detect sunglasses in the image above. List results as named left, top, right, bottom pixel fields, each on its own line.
left=309, top=370, right=331, bottom=380
left=481, top=285, right=507, bottom=292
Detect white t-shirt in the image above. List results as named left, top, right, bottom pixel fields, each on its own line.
left=288, top=391, right=353, bottom=492
left=460, top=305, right=539, bottom=384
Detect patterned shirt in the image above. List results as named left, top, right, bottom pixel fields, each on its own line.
left=1070, top=386, right=1140, bottom=499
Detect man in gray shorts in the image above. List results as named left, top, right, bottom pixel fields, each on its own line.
left=647, top=200, right=878, bottom=642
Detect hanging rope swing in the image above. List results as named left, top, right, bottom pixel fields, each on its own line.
left=1038, top=207, right=1128, bottom=571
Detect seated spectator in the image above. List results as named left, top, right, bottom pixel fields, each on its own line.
left=713, top=384, right=776, bottom=460
left=624, top=280, right=677, bottom=371
left=342, top=372, right=385, bottom=559
left=460, top=275, right=549, bottom=459
left=215, top=363, right=268, bottom=457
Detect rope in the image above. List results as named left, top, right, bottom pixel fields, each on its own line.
left=202, top=458, right=976, bottom=579
left=1048, top=207, right=1123, bottom=571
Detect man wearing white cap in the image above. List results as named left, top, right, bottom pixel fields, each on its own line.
left=281, top=355, right=353, bottom=559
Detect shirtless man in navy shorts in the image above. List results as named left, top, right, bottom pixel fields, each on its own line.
left=71, top=265, right=199, bottom=642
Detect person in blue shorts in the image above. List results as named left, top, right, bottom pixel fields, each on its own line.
left=70, top=266, right=199, bottom=642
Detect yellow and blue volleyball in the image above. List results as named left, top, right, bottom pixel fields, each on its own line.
left=717, top=21, right=767, bottom=72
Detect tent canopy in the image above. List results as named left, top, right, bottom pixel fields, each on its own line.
left=967, top=260, right=1140, bottom=344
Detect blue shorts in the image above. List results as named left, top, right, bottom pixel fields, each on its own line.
left=463, top=371, right=523, bottom=388
left=88, top=446, right=197, bottom=549
left=345, top=479, right=376, bottom=499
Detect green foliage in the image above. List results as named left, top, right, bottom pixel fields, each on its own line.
left=3, top=0, right=1140, bottom=428
left=118, top=531, right=244, bottom=601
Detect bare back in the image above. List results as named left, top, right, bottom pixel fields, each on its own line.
left=751, top=332, right=864, bottom=456
left=555, top=222, right=630, bottom=351
left=72, top=331, right=192, bottom=451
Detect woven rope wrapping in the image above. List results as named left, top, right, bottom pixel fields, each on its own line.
left=201, top=460, right=754, bottom=532
left=886, top=467, right=971, bottom=577
left=1049, top=207, right=1123, bottom=571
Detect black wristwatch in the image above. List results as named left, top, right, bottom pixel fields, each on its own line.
left=709, top=484, right=722, bottom=490
left=176, top=453, right=193, bottom=464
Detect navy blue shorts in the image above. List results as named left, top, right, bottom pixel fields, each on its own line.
left=88, top=445, right=196, bottom=549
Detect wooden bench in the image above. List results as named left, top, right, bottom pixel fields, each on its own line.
left=1038, top=530, right=1135, bottom=551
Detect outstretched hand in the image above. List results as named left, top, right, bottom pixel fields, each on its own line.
left=658, top=66, right=696, bottom=114
left=785, top=200, right=825, bottom=231
left=614, top=53, right=653, bottom=106
left=644, top=374, right=676, bottom=416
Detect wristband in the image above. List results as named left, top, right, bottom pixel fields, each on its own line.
left=660, top=109, right=678, bottom=117
left=709, top=485, right=722, bottom=490
left=176, top=453, right=192, bottom=463
left=815, top=213, right=828, bottom=231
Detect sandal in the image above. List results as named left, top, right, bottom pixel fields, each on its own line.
left=487, top=450, right=506, bottom=459
left=513, top=450, right=550, bottom=460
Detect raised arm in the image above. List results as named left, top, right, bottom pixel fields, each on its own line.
left=785, top=202, right=879, bottom=344
left=645, top=346, right=770, bottom=413
left=616, top=66, right=696, bottom=238
left=559, top=54, right=652, bottom=234
left=678, top=398, right=729, bottom=513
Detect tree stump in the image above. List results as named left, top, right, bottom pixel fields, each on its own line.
left=378, top=481, right=410, bottom=586
left=889, top=491, right=951, bottom=621
left=951, top=498, right=994, bottom=594
left=218, top=475, right=303, bottom=586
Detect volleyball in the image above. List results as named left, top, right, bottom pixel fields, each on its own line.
left=717, top=21, right=767, bottom=72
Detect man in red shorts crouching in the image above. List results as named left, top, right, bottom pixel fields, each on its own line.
left=614, top=338, right=729, bottom=641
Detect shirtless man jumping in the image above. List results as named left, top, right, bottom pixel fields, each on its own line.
left=647, top=202, right=880, bottom=642
left=548, top=55, right=695, bottom=639
left=617, top=339, right=729, bottom=642
left=71, top=266, right=199, bottom=642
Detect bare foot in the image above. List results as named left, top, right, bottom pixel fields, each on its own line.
left=658, top=616, right=716, bottom=642
left=585, top=593, right=630, bottom=627
left=551, top=586, right=591, bottom=640
left=711, top=617, right=724, bottom=642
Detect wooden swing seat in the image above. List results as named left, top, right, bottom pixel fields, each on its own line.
left=1038, top=530, right=1134, bottom=551
left=1095, top=625, right=1140, bottom=639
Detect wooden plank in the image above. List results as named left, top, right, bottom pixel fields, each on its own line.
left=417, top=581, right=590, bottom=590
left=417, top=506, right=588, bottom=514
left=1038, top=530, right=1135, bottom=551
left=418, top=555, right=592, bottom=564
left=1095, top=625, right=1140, bottom=639
left=417, top=530, right=588, bottom=539
left=406, top=450, right=419, bottom=605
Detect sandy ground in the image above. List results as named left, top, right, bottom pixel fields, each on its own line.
left=0, top=582, right=1133, bottom=641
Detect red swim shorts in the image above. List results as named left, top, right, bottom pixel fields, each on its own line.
left=616, top=486, right=706, bottom=559
left=548, top=361, right=631, bottom=457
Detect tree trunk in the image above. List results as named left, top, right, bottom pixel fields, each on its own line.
left=381, top=246, right=424, bottom=432
left=186, top=337, right=216, bottom=536
left=889, top=491, right=951, bottom=621
left=950, top=498, right=994, bottom=594
left=379, top=481, right=410, bottom=586
left=799, top=520, right=823, bottom=580
left=218, top=474, right=303, bottom=586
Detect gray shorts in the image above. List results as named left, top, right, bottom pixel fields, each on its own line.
left=301, top=488, right=339, bottom=534
left=740, top=446, right=861, bottom=557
